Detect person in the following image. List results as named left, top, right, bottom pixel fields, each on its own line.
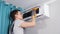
left=10, top=9, right=36, bottom=34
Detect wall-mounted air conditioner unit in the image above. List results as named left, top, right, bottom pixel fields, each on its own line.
left=23, top=4, right=50, bottom=21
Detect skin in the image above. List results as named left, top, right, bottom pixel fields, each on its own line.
left=15, top=9, right=36, bottom=28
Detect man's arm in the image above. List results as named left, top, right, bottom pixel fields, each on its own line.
left=20, top=15, right=36, bottom=28
left=20, top=9, right=36, bottom=28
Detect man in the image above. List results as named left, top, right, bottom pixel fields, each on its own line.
left=10, top=8, right=36, bottom=34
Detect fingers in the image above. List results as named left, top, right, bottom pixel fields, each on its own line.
left=32, top=7, right=38, bottom=11
left=32, top=7, right=38, bottom=18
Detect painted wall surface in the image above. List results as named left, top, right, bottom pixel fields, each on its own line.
left=24, top=0, right=60, bottom=34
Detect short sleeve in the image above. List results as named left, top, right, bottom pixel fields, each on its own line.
left=14, top=20, right=24, bottom=27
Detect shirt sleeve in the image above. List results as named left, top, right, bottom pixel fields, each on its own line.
left=14, top=20, right=24, bottom=27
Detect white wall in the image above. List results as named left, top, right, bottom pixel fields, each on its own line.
left=25, top=0, right=60, bottom=34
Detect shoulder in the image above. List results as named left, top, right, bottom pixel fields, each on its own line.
left=14, top=19, right=24, bottom=23
left=13, top=19, right=24, bottom=26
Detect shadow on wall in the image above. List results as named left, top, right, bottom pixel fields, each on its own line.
left=24, top=19, right=47, bottom=34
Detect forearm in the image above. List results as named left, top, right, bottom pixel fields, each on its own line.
left=20, top=17, right=36, bottom=28
left=20, top=21, right=35, bottom=28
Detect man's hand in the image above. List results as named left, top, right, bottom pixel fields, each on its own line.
left=32, top=7, right=38, bottom=11
left=32, top=7, right=37, bottom=18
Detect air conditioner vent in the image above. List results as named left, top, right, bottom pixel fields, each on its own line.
left=23, top=8, right=39, bottom=19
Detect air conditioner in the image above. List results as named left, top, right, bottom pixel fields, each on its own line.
left=23, top=4, right=50, bottom=21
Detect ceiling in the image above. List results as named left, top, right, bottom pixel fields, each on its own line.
left=5, top=0, right=50, bottom=10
